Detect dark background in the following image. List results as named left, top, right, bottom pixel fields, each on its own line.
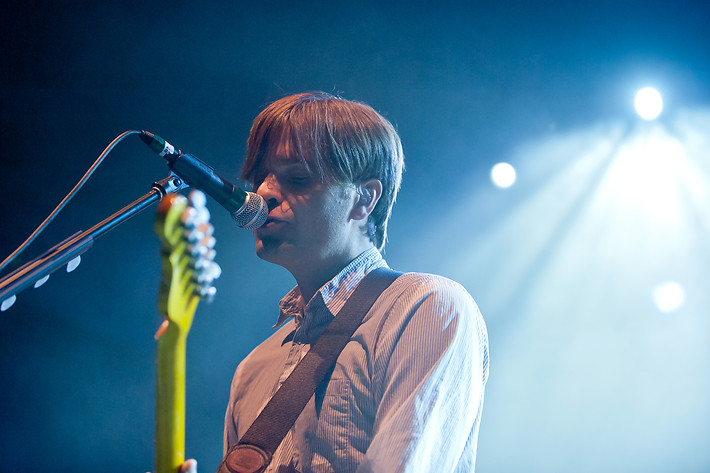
left=2, top=1, right=709, bottom=472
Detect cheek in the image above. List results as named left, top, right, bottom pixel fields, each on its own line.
left=288, top=186, right=353, bottom=233
left=321, top=198, right=356, bottom=235
left=285, top=193, right=312, bottom=218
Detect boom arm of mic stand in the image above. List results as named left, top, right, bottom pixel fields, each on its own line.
left=0, top=174, right=186, bottom=310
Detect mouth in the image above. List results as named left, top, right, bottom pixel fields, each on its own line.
left=258, top=217, right=285, bottom=232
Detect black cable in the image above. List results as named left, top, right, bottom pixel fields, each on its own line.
left=0, top=130, right=141, bottom=275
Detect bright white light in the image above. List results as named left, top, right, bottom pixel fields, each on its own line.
left=652, top=281, right=685, bottom=313
left=606, top=128, right=685, bottom=225
left=491, top=162, right=517, bottom=188
left=635, top=87, right=663, bottom=120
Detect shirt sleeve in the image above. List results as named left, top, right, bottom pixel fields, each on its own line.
left=357, top=274, right=489, bottom=473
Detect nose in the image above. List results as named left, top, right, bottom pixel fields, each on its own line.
left=256, top=173, right=280, bottom=211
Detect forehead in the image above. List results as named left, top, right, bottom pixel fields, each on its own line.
left=246, top=120, right=334, bottom=187
left=259, top=127, right=314, bottom=172
left=265, top=131, right=297, bottom=163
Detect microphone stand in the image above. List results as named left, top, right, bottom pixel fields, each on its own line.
left=0, top=174, right=186, bottom=311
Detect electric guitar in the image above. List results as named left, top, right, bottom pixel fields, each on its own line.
left=154, top=190, right=221, bottom=473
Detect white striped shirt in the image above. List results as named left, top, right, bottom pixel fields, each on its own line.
left=224, top=248, right=489, bottom=472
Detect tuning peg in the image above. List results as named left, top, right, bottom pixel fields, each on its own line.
left=180, top=206, right=199, bottom=228
left=184, top=227, right=203, bottom=244
left=188, top=189, right=207, bottom=209
left=187, top=243, right=207, bottom=258
left=182, top=204, right=209, bottom=228
left=192, top=259, right=222, bottom=285
left=184, top=222, right=214, bottom=244
left=188, top=246, right=216, bottom=264
left=196, top=284, right=217, bottom=303
left=196, top=222, right=214, bottom=237
left=202, top=247, right=217, bottom=261
left=205, top=260, right=222, bottom=284
left=201, top=234, right=217, bottom=250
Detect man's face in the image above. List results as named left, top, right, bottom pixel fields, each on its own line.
left=251, top=134, right=359, bottom=274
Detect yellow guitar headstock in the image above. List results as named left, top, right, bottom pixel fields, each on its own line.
left=155, top=190, right=221, bottom=335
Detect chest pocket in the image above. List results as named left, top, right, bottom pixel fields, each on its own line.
left=310, top=377, right=353, bottom=457
left=296, top=356, right=372, bottom=470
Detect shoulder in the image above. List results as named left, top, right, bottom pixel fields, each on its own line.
left=370, top=271, right=487, bottom=343
left=385, top=272, right=482, bottom=319
left=391, top=271, right=474, bottom=295
left=366, top=272, right=489, bottom=389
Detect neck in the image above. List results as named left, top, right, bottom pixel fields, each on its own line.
left=293, top=244, right=374, bottom=303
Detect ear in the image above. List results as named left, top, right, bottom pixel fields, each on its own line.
left=350, top=179, right=383, bottom=221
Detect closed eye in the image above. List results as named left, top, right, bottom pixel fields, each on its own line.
left=289, top=176, right=311, bottom=185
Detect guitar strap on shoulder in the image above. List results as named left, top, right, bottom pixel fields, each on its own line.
left=217, top=267, right=402, bottom=473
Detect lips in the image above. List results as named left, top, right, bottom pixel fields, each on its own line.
left=257, top=217, right=286, bottom=233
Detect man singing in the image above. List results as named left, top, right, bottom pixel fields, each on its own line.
left=221, top=92, right=488, bottom=472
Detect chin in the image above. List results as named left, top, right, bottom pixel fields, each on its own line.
left=255, top=237, right=292, bottom=267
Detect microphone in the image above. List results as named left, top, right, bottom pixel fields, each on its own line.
left=140, top=131, right=268, bottom=229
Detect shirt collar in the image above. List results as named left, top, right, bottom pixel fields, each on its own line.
left=273, top=247, right=387, bottom=328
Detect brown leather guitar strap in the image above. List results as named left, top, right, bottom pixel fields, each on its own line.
left=217, top=267, right=402, bottom=473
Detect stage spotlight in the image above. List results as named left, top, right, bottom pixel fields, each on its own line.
left=491, top=162, right=517, bottom=188
left=635, top=87, right=663, bottom=120
left=652, top=281, right=685, bottom=313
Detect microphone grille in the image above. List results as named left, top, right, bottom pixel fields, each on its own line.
left=233, top=192, right=268, bottom=229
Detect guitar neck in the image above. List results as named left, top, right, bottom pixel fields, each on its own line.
left=156, top=321, right=189, bottom=473
left=153, top=191, right=220, bottom=473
